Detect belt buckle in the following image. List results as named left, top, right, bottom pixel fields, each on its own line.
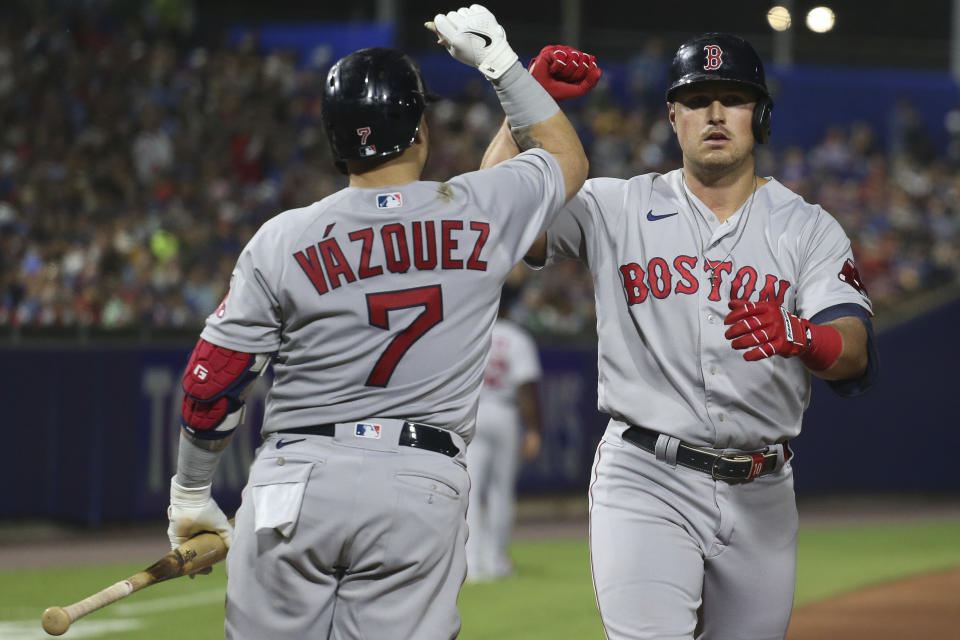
left=711, top=452, right=768, bottom=481
left=710, top=454, right=751, bottom=481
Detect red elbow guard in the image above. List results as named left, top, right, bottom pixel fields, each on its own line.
left=181, top=338, right=270, bottom=439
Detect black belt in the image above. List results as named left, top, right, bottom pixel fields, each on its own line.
left=622, top=425, right=790, bottom=482
left=285, top=421, right=460, bottom=458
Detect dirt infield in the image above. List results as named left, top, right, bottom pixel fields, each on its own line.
left=788, top=566, right=960, bottom=640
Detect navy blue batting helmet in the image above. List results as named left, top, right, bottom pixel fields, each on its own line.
left=666, top=33, right=773, bottom=143
left=322, top=47, right=432, bottom=171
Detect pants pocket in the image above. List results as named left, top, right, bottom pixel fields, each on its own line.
left=250, top=456, right=316, bottom=538
left=394, top=470, right=461, bottom=500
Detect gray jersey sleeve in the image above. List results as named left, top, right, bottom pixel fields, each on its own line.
left=201, top=224, right=283, bottom=352
left=794, top=207, right=873, bottom=319
left=544, top=178, right=624, bottom=266
left=453, top=148, right=566, bottom=264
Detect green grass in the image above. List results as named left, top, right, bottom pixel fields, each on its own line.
left=2, top=520, right=959, bottom=639
left=794, top=520, right=960, bottom=605
left=459, top=540, right=602, bottom=640
left=0, top=564, right=228, bottom=639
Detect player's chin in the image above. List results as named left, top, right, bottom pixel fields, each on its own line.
left=698, top=153, right=734, bottom=170
left=698, top=147, right=747, bottom=170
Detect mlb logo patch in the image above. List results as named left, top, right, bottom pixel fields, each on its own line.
left=377, top=192, right=403, bottom=209
left=355, top=423, right=382, bottom=439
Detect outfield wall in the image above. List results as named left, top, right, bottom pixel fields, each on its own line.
left=1, top=297, right=957, bottom=524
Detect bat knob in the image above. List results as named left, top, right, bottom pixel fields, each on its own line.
left=41, top=606, right=71, bottom=635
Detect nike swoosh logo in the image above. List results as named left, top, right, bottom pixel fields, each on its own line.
left=465, top=30, right=492, bottom=47
left=647, top=210, right=679, bottom=221
left=276, top=438, right=306, bottom=449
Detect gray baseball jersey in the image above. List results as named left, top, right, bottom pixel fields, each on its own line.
left=544, top=168, right=872, bottom=450
left=542, top=168, right=873, bottom=640
left=202, top=148, right=564, bottom=444
left=212, top=148, right=565, bottom=640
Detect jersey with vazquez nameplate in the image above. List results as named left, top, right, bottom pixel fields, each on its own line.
left=543, top=169, right=872, bottom=450
left=201, top=149, right=564, bottom=443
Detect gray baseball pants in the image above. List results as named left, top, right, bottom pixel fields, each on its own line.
left=225, top=421, right=469, bottom=639
left=589, top=426, right=798, bottom=640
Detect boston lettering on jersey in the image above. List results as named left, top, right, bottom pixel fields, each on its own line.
left=619, top=255, right=791, bottom=304
left=294, top=219, right=490, bottom=295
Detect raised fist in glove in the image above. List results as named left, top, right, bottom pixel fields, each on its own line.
left=167, top=477, right=234, bottom=551
left=529, top=45, right=602, bottom=101
left=426, top=4, right=518, bottom=80
left=723, top=300, right=842, bottom=371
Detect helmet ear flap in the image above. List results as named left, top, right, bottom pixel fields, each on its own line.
left=752, top=95, right=773, bottom=144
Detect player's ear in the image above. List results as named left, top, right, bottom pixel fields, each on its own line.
left=414, top=115, right=429, bottom=145
left=667, top=102, right=677, bottom=132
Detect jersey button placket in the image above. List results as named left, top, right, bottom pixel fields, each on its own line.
left=701, top=290, right=731, bottom=438
left=699, top=302, right=720, bottom=440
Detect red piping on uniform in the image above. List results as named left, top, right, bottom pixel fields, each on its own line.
left=588, top=440, right=612, bottom=640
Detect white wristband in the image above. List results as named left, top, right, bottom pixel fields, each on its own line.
left=170, top=477, right=212, bottom=506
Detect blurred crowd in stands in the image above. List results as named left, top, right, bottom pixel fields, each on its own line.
left=1, top=9, right=959, bottom=337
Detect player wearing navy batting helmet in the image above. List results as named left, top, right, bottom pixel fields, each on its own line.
left=165, top=6, right=590, bottom=638
left=488, top=32, right=878, bottom=639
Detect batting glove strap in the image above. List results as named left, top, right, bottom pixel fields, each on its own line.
left=528, top=45, right=603, bottom=101
left=723, top=301, right=842, bottom=370
left=167, top=477, right=234, bottom=550
left=431, top=4, right=518, bottom=80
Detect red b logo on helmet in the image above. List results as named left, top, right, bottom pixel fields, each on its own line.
left=703, top=45, right=723, bottom=70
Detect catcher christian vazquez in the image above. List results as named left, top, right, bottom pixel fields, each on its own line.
left=489, top=34, right=879, bottom=639
left=164, top=5, right=590, bottom=639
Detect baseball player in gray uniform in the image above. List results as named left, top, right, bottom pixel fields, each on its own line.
left=489, top=34, right=879, bottom=639
left=465, top=294, right=543, bottom=582
left=163, top=5, right=589, bottom=639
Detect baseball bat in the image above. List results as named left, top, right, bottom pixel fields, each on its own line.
left=40, top=523, right=232, bottom=636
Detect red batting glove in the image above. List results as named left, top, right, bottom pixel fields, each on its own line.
left=723, top=300, right=843, bottom=371
left=528, top=45, right=602, bottom=101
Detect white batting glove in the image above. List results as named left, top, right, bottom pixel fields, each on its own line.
left=167, top=477, right=234, bottom=551
left=427, top=4, right=518, bottom=80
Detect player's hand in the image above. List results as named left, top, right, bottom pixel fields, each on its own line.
left=723, top=300, right=811, bottom=361
left=522, top=430, right=541, bottom=461
left=724, top=300, right=845, bottom=371
left=426, top=4, right=518, bottom=80
left=167, top=477, right=234, bottom=554
left=528, top=45, right=602, bottom=101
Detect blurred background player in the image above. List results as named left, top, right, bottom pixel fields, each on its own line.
left=466, top=282, right=543, bottom=582
left=165, top=5, right=590, bottom=638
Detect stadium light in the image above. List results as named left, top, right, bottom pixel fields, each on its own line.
left=806, top=6, right=836, bottom=33
left=767, top=6, right=792, bottom=31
